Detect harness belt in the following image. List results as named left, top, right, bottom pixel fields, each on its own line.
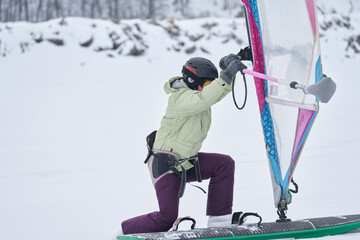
left=144, top=131, right=202, bottom=198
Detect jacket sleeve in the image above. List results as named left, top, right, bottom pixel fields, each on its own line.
left=172, top=77, right=232, bottom=116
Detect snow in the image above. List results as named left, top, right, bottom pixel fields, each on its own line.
left=1, top=5, right=360, bottom=240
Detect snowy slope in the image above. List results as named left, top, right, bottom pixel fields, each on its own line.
left=1, top=7, right=360, bottom=240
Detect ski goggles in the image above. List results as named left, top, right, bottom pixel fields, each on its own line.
left=203, top=80, right=213, bottom=87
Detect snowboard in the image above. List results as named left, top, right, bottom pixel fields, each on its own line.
left=117, top=214, right=360, bottom=240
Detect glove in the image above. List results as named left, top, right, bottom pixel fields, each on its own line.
left=220, top=60, right=247, bottom=85
left=219, top=54, right=239, bottom=70
left=238, top=46, right=252, bottom=61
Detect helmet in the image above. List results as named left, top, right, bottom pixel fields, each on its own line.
left=182, top=57, right=218, bottom=90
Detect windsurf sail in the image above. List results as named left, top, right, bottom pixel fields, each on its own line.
left=241, top=0, right=323, bottom=219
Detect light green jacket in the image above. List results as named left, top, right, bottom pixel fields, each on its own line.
left=153, top=76, right=232, bottom=171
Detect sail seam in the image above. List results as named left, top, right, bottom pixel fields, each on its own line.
left=265, top=97, right=319, bottom=111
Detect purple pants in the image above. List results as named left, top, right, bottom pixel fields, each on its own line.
left=122, top=152, right=235, bottom=234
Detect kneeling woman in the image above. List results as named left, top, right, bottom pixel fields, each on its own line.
left=120, top=55, right=246, bottom=235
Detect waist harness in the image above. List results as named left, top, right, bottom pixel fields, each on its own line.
left=144, top=131, right=202, bottom=198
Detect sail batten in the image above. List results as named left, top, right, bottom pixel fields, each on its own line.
left=265, top=97, right=319, bottom=111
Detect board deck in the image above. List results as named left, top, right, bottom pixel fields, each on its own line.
left=118, top=214, right=360, bottom=240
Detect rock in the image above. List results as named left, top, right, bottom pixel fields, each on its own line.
left=80, top=37, right=94, bottom=47
left=128, top=46, right=144, bottom=56
left=47, top=38, right=64, bottom=46
left=185, top=46, right=196, bottom=54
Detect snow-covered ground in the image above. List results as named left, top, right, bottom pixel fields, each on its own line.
left=1, top=5, right=360, bottom=240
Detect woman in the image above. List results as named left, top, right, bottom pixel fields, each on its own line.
left=119, top=53, right=248, bottom=235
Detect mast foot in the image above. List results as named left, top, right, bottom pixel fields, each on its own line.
left=276, top=209, right=291, bottom=222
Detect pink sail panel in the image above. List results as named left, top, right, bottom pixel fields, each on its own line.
left=290, top=109, right=316, bottom=168
left=306, top=0, right=317, bottom=37
left=241, top=0, right=266, bottom=114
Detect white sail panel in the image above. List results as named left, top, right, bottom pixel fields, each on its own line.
left=258, top=0, right=318, bottom=105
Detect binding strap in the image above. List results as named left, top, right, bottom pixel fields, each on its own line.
left=172, top=216, right=196, bottom=231
left=232, top=211, right=262, bottom=227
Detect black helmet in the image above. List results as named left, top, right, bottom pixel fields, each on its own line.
left=182, top=57, right=218, bottom=90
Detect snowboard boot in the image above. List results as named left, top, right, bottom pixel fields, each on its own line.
left=207, top=214, right=232, bottom=227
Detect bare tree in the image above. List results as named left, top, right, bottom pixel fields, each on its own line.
left=173, top=0, right=189, bottom=17
left=24, top=0, right=29, bottom=21
left=6, top=0, right=15, bottom=21
left=0, top=0, right=2, bottom=21
left=148, top=0, right=155, bottom=18
left=223, top=0, right=229, bottom=10
left=90, top=0, right=102, bottom=18
left=0, top=0, right=243, bottom=22
left=54, top=0, right=61, bottom=18
left=36, top=0, right=43, bottom=22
